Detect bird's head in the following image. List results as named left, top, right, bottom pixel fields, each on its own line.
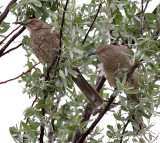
left=87, top=45, right=107, bottom=62
left=14, top=18, right=50, bottom=32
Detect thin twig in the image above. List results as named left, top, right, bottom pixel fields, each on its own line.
left=111, top=8, right=131, bottom=49
left=154, top=27, right=160, bottom=40
left=52, top=0, right=69, bottom=80
left=151, top=132, right=160, bottom=143
left=0, top=62, right=40, bottom=84
left=0, top=26, right=25, bottom=56
left=82, top=1, right=102, bottom=45
left=23, top=95, right=38, bottom=142
left=0, top=0, right=17, bottom=24
left=120, top=120, right=130, bottom=143
left=0, top=43, right=22, bottom=57
left=48, top=100, right=60, bottom=120
left=140, top=0, right=152, bottom=34
left=25, top=95, right=38, bottom=124
left=0, top=26, right=21, bottom=45
left=56, top=0, right=59, bottom=16
left=118, top=31, right=132, bottom=50
left=143, top=0, right=150, bottom=13
left=140, top=0, right=144, bottom=35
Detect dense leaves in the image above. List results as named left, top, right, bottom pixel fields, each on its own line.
left=0, top=0, right=160, bottom=143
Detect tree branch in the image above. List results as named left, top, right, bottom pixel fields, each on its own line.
left=140, top=0, right=152, bottom=34
left=120, top=120, right=130, bottom=143
left=82, top=1, right=102, bottom=45
left=52, top=0, right=69, bottom=80
left=151, top=132, right=160, bottom=143
left=76, top=90, right=117, bottom=143
left=39, top=95, right=47, bottom=143
left=0, top=62, right=39, bottom=84
left=23, top=95, right=39, bottom=142
left=0, top=43, right=22, bottom=57
left=0, top=0, right=17, bottom=24
left=72, top=76, right=106, bottom=143
left=56, top=0, right=59, bottom=16
left=0, top=26, right=25, bottom=56
left=0, top=26, right=21, bottom=45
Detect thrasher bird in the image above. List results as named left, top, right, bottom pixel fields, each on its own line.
left=87, top=44, right=139, bottom=102
left=14, top=18, right=103, bottom=108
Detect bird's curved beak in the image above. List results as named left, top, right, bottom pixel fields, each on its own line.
left=13, top=21, right=28, bottom=25
left=87, top=51, right=101, bottom=57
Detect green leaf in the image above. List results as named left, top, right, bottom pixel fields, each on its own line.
left=35, top=99, right=44, bottom=109
left=67, top=125, right=77, bottom=131
left=107, top=125, right=114, bottom=132
left=144, top=13, right=156, bottom=22
left=139, top=138, right=146, bottom=143
left=9, top=127, right=23, bottom=142
left=124, top=89, right=139, bottom=94
left=113, top=113, right=121, bottom=120
left=23, top=107, right=35, bottom=118
left=21, top=121, right=29, bottom=131
left=72, top=48, right=83, bottom=55
left=30, top=0, right=42, bottom=7
left=121, top=50, right=134, bottom=57
left=30, top=122, right=40, bottom=130
left=0, top=22, right=10, bottom=34
left=59, top=69, right=65, bottom=79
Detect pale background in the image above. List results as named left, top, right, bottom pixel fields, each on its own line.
left=0, top=0, right=160, bottom=142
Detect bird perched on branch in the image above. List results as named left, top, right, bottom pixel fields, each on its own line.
left=14, top=18, right=103, bottom=108
left=14, top=18, right=60, bottom=64
left=88, top=44, right=139, bottom=102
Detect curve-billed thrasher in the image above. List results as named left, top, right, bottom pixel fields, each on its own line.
left=14, top=18, right=103, bottom=108
left=88, top=44, right=139, bottom=102
left=14, top=19, right=60, bottom=64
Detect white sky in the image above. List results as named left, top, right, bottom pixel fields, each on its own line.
left=0, top=0, right=160, bottom=143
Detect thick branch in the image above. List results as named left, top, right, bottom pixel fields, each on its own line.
left=0, top=0, right=17, bottom=24
left=72, top=76, right=106, bottom=143
left=0, top=26, right=25, bottom=56
left=76, top=91, right=117, bottom=143
left=82, top=1, right=102, bottom=45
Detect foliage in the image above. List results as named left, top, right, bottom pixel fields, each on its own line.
left=0, top=0, right=160, bottom=143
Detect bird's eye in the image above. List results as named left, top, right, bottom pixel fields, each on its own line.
left=100, top=48, right=106, bottom=53
left=31, top=20, right=36, bottom=24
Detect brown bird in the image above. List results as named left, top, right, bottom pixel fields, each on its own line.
left=14, top=18, right=60, bottom=64
left=14, top=18, right=103, bottom=108
left=88, top=44, right=139, bottom=102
